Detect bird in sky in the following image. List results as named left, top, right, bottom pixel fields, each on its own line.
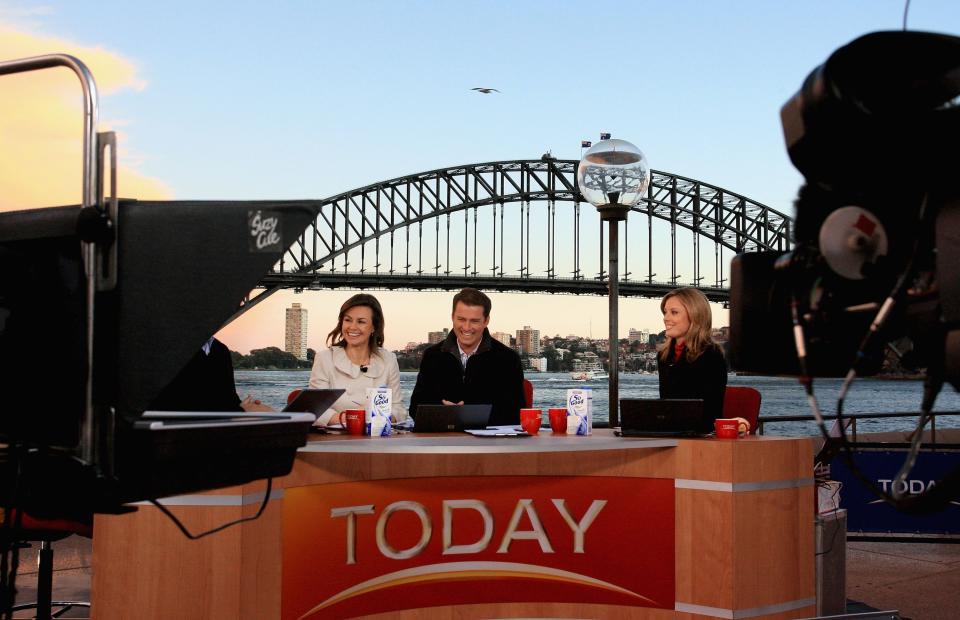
left=471, top=87, right=500, bottom=94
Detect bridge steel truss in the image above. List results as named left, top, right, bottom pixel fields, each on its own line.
left=254, top=159, right=792, bottom=309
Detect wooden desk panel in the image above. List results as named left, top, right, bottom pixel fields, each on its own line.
left=92, top=433, right=815, bottom=619
left=676, top=487, right=814, bottom=612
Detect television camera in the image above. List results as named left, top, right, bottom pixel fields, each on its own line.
left=730, top=30, right=960, bottom=512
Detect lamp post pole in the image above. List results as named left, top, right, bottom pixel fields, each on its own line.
left=576, top=138, right=650, bottom=430
left=608, top=219, right=620, bottom=428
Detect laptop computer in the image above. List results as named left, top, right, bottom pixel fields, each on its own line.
left=618, top=399, right=706, bottom=437
left=283, top=388, right=345, bottom=415
left=413, top=404, right=492, bottom=433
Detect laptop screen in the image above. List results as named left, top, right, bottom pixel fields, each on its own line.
left=282, top=389, right=345, bottom=415
left=413, top=404, right=492, bottom=432
left=619, top=399, right=706, bottom=436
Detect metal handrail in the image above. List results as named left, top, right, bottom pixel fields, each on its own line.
left=0, top=54, right=98, bottom=208
left=0, top=54, right=100, bottom=464
left=757, top=410, right=960, bottom=443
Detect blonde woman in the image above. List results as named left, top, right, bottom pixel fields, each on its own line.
left=658, top=287, right=727, bottom=428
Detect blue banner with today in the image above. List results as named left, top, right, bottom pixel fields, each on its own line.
left=830, top=450, right=960, bottom=536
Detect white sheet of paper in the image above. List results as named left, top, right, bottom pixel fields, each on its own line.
left=464, top=425, right=529, bottom=437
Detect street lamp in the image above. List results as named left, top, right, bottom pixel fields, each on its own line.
left=576, top=139, right=650, bottom=427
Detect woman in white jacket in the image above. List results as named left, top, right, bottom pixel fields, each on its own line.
left=309, top=293, right=407, bottom=426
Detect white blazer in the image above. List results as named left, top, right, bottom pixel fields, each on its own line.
left=308, top=346, right=407, bottom=425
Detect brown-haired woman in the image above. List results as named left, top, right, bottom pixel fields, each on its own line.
left=657, top=287, right=727, bottom=429
left=308, top=293, right=407, bottom=425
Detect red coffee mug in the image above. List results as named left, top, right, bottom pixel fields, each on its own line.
left=339, top=409, right=366, bottom=436
left=715, top=418, right=739, bottom=439
left=548, top=408, right=567, bottom=434
left=520, top=408, right=542, bottom=435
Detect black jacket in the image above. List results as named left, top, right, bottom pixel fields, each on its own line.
left=657, top=341, right=727, bottom=431
left=150, top=338, right=242, bottom=412
left=410, top=329, right=525, bottom=426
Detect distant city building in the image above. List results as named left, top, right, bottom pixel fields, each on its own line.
left=492, top=331, right=512, bottom=347
left=572, top=351, right=600, bottom=371
left=284, top=303, right=308, bottom=360
left=404, top=342, right=420, bottom=353
left=530, top=357, right=548, bottom=372
left=516, top=325, right=541, bottom=356
left=628, top=328, right=649, bottom=343
left=427, top=328, right=449, bottom=345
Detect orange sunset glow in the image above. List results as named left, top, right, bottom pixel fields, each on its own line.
left=0, top=25, right=170, bottom=212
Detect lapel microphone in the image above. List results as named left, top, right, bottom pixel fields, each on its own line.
left=360, top=365, right=368, bottom=373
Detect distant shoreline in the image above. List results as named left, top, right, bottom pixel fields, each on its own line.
left=234, top=367, right=926, bottom=380
left=733, top=371, right=925, bottom=380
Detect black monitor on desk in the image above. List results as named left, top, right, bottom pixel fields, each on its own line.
left=0, top=200, right=321, bottom=517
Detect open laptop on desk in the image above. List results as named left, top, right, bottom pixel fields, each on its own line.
left=413, top=404, right=492, bottom=432
left=618, top=399, right=706, bottom=437
left=283, top=388, right=344, bottom=415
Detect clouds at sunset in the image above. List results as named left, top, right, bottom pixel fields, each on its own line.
left=0, top=24, right=170, bottom=211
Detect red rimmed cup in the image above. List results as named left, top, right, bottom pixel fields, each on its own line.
left=520, top=408, right=542, bottom=435
left=714, top=418, right=739, bottom=439
left=339, top=409, right=366, bottom=436
left=548, top=408, right=567, bottom=434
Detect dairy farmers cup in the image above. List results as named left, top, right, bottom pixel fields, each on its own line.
left=365, top=387, right=393, bottom=437
left=566, top=388, right=592, bottom=435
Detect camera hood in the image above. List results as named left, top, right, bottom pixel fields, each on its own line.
left=781, top=31, right=960, bottom=190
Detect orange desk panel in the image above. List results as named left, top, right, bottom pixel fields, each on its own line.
left=92, top=432, right=814, bottom=619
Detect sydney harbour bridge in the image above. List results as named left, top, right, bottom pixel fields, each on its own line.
left=251, top=158, right=793, bottom=308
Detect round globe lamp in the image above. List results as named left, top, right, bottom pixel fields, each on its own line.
left=576, top=139, right=650, bottom=427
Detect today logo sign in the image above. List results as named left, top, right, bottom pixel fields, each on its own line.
left=281, top=476, right=675, bottom=619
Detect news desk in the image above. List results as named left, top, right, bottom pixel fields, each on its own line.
left=92, top=432, right=815, bottom=619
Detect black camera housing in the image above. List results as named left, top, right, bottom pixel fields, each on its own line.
left=731, top=31, right=960, bottom=384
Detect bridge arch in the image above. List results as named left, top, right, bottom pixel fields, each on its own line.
left=255, top=158, right=792, bottom=308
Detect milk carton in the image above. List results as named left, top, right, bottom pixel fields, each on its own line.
left=566, top=388, right=592, bottom=435
left=365, top=387, right=393, bottom=437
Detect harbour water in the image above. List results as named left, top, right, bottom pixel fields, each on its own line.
left=236, top=370, right=960, bottom=437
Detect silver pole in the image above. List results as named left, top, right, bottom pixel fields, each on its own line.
left=608, top=219, right=619, bottom=428
left=0, top=54, right=99, bottom=208
left=0, top=54, right=100, bottom=463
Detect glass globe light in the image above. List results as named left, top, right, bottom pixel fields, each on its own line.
left=577, top=139, right=650, bottom=220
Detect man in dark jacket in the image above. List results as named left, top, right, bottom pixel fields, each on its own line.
left=150, top=337, right=272, bottom=412
left=410, top=288, right=525, bottom=426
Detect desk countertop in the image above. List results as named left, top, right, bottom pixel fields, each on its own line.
left=300, top=429, right=679, bottom=454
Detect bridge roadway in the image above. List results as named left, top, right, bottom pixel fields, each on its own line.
left=259, top=272, right=732, bottom=302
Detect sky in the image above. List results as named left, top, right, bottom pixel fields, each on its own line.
left=2, top=1, right=958, bottom=352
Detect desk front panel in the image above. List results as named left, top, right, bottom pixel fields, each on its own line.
left=282, top=474, right=675, bottom=619
left=92, top=434, right=814, bottom=619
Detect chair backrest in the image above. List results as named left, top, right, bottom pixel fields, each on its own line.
left=723, top=386, right=762, bottom=434
left=1, top=510, right=92, bottom=540
left=522, top=379, right=533, bottom=408
left=287, top=389, right=303, bottom=405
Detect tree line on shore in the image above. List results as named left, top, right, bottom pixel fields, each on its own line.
left=231, top=346, right=315, bottom=369
left=231, top=338, right=923, bottom=377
